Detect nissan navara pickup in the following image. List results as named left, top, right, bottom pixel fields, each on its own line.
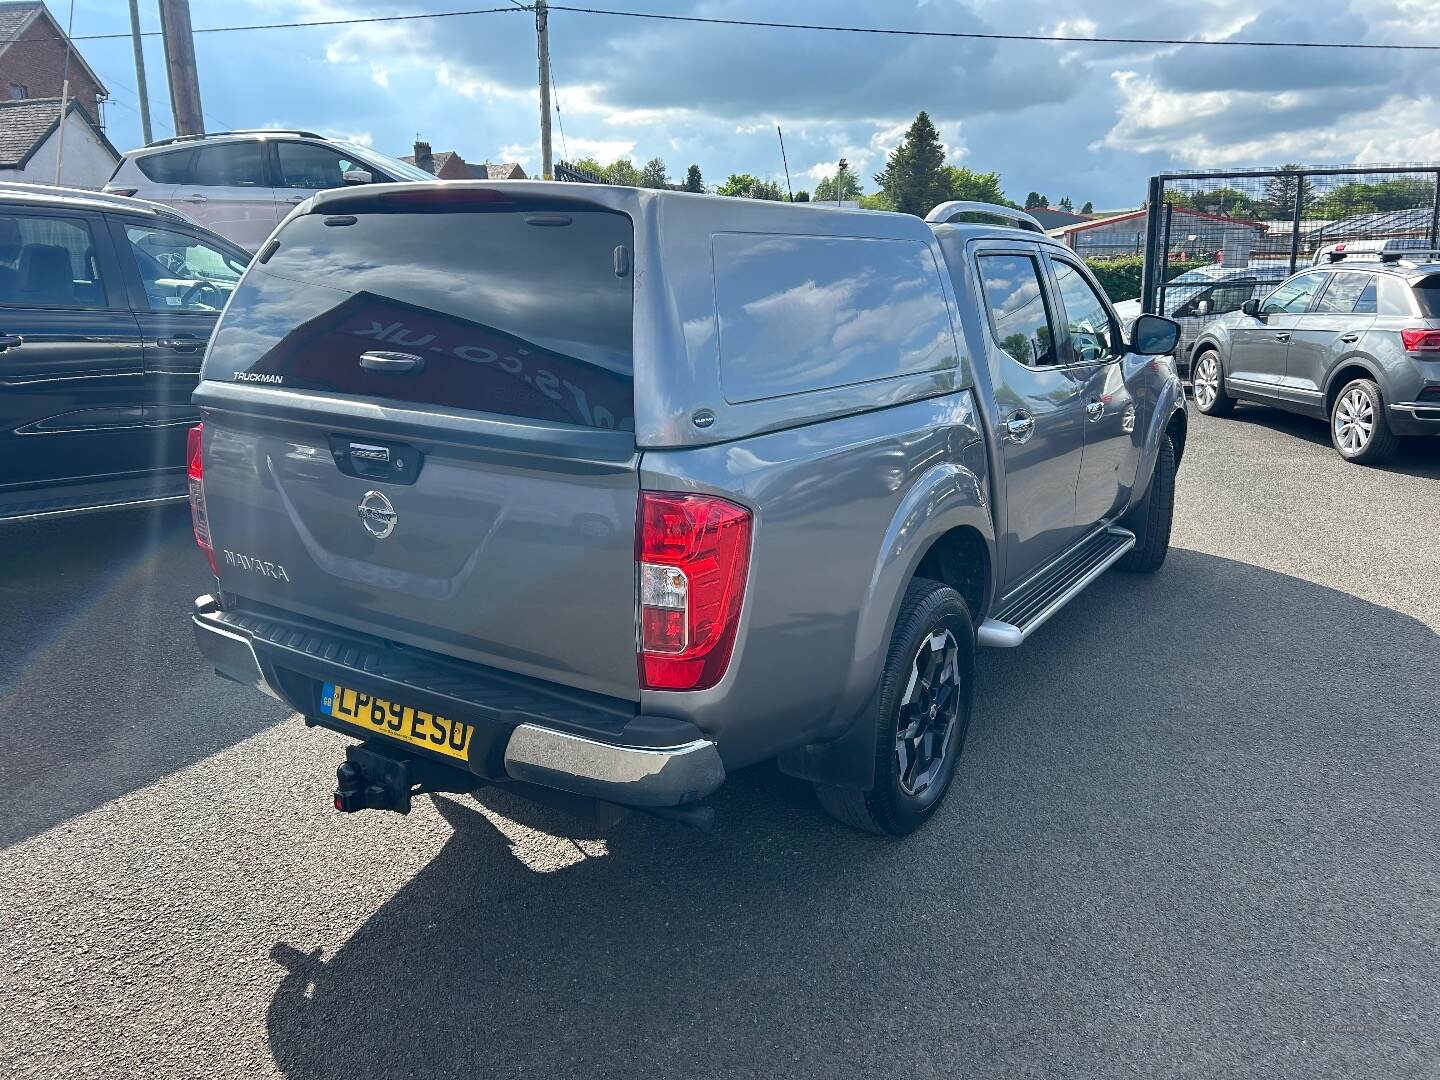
left=188, top=186, right=1186, bottom=836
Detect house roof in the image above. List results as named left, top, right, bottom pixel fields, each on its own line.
left=0, top=3, right=108, bottom=97
left=0, top=97, right=118, bottom=168
left=1057, top=206, right=1262, bottom=235
left=479, top=162, right=526, bottom=180
left=1025, top=206, right=1091, bottom=230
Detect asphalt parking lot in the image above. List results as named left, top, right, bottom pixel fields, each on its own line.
left=2, top=407, right=1438, bottom=1080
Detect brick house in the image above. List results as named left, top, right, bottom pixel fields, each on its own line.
left=401, top=140, right=528, bottom=181
left=0, top=2, right=108, bottom=127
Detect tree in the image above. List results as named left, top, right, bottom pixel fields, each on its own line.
left=605, top=158, right=642, bottom=186
left=1024, top=191, right=1048, bottom=210
left=814, top=167, right=863, bottom=203
left=683, top=164, right=704, bottom=193
left=1058, top=195, right=1074, bottom=212
left=793, top=189, right=810, bottom=202
left=1080, top=200, right=1094, bottom=214
left=873, top=110, right=948, bottom=217
left=1261, top=164, right=1312, bottom=219
left=640, top=157, right=670, bottom=189
left=571, top=157, right=608, bottom=181
left=943, top=166, right=1012, bottom=206
left=749, top=178, right=785, bottom=200
left=858, top=191, right=896, bottom=211
left=715, top=173, right=785, bottom=199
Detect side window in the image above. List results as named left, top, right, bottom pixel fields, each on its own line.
left=1376, top=276, right=1414, bottom=317
left=1051, top=260, right=1117, bottom=362
left=123, top=225, right=246, bottom=312
left=1260, top=272, right=1325, bottom=315
left=977, top=253, right=1056, bottom=367
left=276, top=143, right=364, bottom=190
left=135, top=149, right=194, bottom=184
left=0, top=213, right=107, bottom=308
left=189, top=143, right=266, bottom=188
left=1314, top=273, right=1374, bottom=314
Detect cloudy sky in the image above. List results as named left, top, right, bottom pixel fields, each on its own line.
left=67, top=0, right=1440, bottom=208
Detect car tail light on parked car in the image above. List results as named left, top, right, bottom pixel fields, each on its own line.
left=637, top=492, right=752, bottom=691
left=187, top=423, right=218, bottom=576
left=1400, top=329, right=1440, bottom=352
left=107, top=188, right=138, bottom=197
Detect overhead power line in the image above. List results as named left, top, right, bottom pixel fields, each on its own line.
left=0, top=3, right=1434, bottom=52
left=546, top=5, right=1440, bottom=52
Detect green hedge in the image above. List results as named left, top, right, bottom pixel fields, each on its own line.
left=1084, top=255, right=1209, bottom=304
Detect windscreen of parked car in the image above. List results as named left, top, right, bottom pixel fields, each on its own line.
left=205, top=202, right=635, bottom=430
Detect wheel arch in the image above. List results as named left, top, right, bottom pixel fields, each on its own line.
left=1325, top=359, right=1384, bottom=414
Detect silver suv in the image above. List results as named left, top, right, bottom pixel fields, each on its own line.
left=105, top=130, right=436, bottom=251
left=1190, top=251, right=1440, bottom=463
left=186, top=188, right=1186, bottom=835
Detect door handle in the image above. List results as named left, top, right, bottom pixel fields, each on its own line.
left=0, top=333, right=22, bottom=351
left=157, top=336, right=202, bottom=352
left=1085, top=397, right=1105, bottom=422
left=1339, top=333, right=1359, bottom=343
left=1274, top=332, right=1291, bottom=342
left=182, top=193, right=208, bottom=203
left=359, top=350, right=425, bottom=374
left=1004, top=410, right=1035, bottom=444
left=286, top=195, right=306, bottom=204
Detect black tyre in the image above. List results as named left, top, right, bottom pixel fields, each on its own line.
left=1116, top=435, right=1175, bottom=574
left=1330, top=378, right=1400, bottom=465
left=1191, top=349, right=1235, bottom=416
left=815, top=579, right=975, bottom=836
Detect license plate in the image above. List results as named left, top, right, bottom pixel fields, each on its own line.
left=320, top=682, right=474, bottom=761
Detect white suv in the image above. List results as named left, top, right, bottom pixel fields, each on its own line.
left=105, top=130, right=438, bottom=251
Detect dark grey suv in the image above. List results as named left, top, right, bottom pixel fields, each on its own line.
left=186, top=186, right=1186, bottom=836
left=1189, top=253, right=1440, bottom=463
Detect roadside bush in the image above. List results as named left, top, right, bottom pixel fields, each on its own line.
left=1084, top=255, right=1209, bottom=304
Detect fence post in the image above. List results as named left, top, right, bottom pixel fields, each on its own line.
left=1288, top=175, right=1305, bottom=274
left=1430, top=171, right=1440, bottom=249
left=1140, top=175, right=1164, bottom=314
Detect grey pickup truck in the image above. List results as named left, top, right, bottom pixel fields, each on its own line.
left=188, top=185, right=1185, bottom=836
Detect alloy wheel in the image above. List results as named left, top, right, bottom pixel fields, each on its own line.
left=895, top=629, right=963, bottom=797
left=1193, top=354, right=1220, bottom=410
left=1334, top=388, right=1374, bottom=454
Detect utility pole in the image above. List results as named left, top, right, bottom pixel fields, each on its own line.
left=536, top=0, right=552, bottom=179
left=777, top=125, right=794, bottom=202
left=158, top=0, right=204, bottom=137
left=836, top=158, right=848, bottom=207
left=52, top=0, right=74, bottom=185
left=127, top=0, right=153, bottom=144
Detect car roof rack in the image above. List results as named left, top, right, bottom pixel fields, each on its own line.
left=924, top=200, right=1044, bottom=233
left=145, top=129, right=324, bottom=148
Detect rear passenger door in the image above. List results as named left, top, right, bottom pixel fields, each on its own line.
left=1284, top=271, right=1377, bottom=400
left=972, top=243, right=1089, bottom=586
left=0, top=208, right=148, bottom=493
left=111, top=217, right=248, bottom=468
left=273, top=141, right=382, bottom=214
left=173, top=142, right=279, bottom=251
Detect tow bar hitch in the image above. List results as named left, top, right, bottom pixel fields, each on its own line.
left=333, top=742, right=477, bottom=814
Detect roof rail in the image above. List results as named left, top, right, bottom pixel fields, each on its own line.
left=145, top=128, right=324, bottom=148
left=925, top=200, right=1044, bottom=233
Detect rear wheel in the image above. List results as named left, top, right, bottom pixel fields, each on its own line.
left=815, top=579, right=975, bottom=837
left=1116, top=435, right=1175, bottom=574
left=1331, top=378, right=1400, bottom=465
left=1191, top=349, right=1234, bottom=416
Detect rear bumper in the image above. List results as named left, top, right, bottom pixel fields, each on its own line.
left=1387, top=402, right=1440, bottom=436
left=191, top=595, right=724, bottom=808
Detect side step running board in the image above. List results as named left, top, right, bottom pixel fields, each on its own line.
left=977, top=526, right=1135, bottom=648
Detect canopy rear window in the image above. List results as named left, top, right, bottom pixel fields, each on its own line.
left=204, top=203, right=635, bottom=431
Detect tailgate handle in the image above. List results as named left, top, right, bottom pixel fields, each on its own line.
left=359, top=351, right=425, bottom=374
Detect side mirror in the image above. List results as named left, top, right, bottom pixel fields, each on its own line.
left=1131, top=313, right=1180, bottom=356
left=1194, top=299, right=1211, bottom=316
left=341, top=168, right=374, bottom=186
left=1240, top=298, right=1262, bottom=317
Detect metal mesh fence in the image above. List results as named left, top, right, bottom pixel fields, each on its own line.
left=1135, top=165, right=1440, bottom=368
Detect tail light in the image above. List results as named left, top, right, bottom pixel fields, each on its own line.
left=637, top=492, right=752, bottom=691
left=1400, top=329, right=1440, bottom=352
left=187, top=423, right=218, bottom=576
left=107, top=187, right=138, bottom=197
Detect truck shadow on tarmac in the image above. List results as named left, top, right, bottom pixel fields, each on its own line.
left=264, top=548, right=1440, bottom=1080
